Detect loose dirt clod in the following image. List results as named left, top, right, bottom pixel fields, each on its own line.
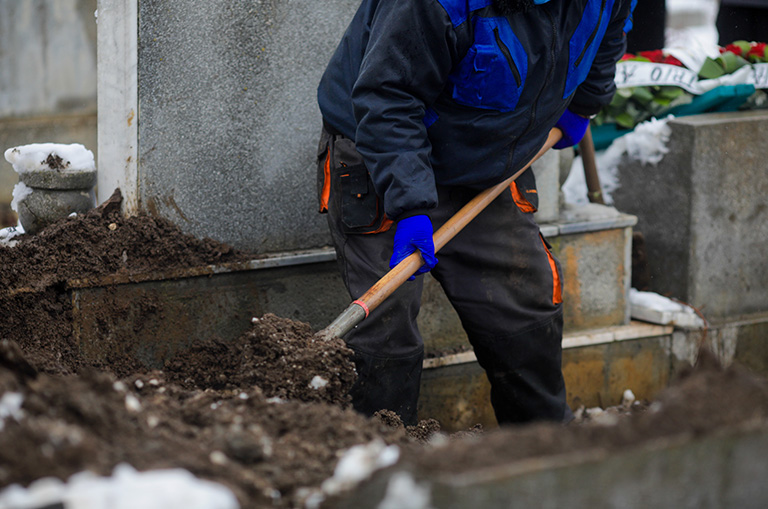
left=44, top=153, right=66, bottom=170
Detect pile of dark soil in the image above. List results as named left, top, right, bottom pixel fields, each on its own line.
left=1, top=189, right=768, bottom=508
left=0, top=190, right=252, bottom=375
left=0, top=336, right=409, bottom=507
left=0, top=190, right=431, bottom=507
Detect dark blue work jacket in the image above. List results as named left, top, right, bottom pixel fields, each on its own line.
left=318, top=0, right=634, bottom=221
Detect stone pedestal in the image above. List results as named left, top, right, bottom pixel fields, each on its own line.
left=16, top=187, right=95, bottom=234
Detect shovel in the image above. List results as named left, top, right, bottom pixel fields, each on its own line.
left=316, top=128, right=562, bottom=341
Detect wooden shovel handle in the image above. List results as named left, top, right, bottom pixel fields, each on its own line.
left=318, top=128, right=562, bottom=340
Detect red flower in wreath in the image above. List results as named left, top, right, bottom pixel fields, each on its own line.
left=748, top=42, right=766, bottom=59
left=661, top=55, right=683, bottom=66
left=638, top=49, right=664, bottom=62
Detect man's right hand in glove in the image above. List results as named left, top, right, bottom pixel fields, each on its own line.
left=389, top=215, right=438, bottom=280
left=553, top=108, right=590, bottom=149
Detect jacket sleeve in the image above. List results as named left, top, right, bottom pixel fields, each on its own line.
left=569, top=0, right=634, bottom=117
left=351, top=0, right=458, bottom=221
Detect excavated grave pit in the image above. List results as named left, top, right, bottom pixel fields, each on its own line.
left=1, top=190, right=768, bottom=508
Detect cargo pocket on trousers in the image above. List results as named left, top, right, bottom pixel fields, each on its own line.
left=338, top=164, right=392, bottom=234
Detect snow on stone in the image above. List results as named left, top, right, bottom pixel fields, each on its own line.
left=562, top=116, right=672, bottom=206
left=3, top=143, right=95, bottom=173
left=310, top=375, right=329, bottom=389
left=0, top=463, right=239, bottom=509
left=10, top=182, right=33, bottom=213
left=378, top=472, right=435, bottom=509
left=0, top=225, right=23, bottom=246
left=630, top=288, right=706, bottom=328
left=560, top=202, right=621, bottom=224
left=0, top=392, right=24, bottom=431
left=321, top=439, right=400, bottom=496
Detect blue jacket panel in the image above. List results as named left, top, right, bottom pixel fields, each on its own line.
left=318, top=0, right=633, bottom=220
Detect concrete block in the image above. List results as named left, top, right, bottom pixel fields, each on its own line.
left=611, top=111, right=768, bottom=320
left=733, top=314, right=768, bottom=378
left=532, top=149, right=560, bottom=224
left=549, top=212, right=635, bottom=331
left=418, top=211, right=636, bottom=354
left=332, top=424, right=768, bottom=509
left=562, top=334, right=672, bottom=410
left=423, top=427, right=768, bottom=508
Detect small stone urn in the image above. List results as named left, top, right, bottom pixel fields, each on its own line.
left=4, top=143, right=97, bottom=234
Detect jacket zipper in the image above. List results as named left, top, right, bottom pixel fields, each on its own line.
left=508, top=9, right=557, bottom=164
left=493, top=27, right=522, bottom=88
left=574, top=0, right=607, bottom=68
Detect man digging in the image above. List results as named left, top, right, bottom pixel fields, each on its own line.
left=316, top=0, right=635, bottom=426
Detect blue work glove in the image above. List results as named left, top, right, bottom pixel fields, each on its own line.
left=553, top=109, right=590, bottom=149
left=389, top=215, right=438, bottom=280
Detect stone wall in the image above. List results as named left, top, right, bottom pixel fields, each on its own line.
left=611, top=111, right=768, bottom=320
left=99, top=0, right=360, bottom=254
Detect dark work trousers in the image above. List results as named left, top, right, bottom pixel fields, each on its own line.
left=317, top=127, right=571, bottom=426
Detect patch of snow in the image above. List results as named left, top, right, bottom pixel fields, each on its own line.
left=0, top=463, right=239, bottom=509
left=630, top=289, right=706, bottom=328
left=631, top=289, right=687, bottom=313
left=378, top=472, right=434, bottom=509
left=0, top=225, right=23, bottom=246
left=309, top=375, right=329, bottom=389
left=124, top=393, right=142, bottom=413
left=321, top=439, right=400, bottom=496
left=560, top=202, right=621, bottom=223
left=0, top=392, right=25, bottom=431
left=563, top=116, right=672, bottom=206
left=621, top=389, right=636, bottom=408
left=10, top=182, right=33, bottom=212
left=3, top=143, right=95, bottom=173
